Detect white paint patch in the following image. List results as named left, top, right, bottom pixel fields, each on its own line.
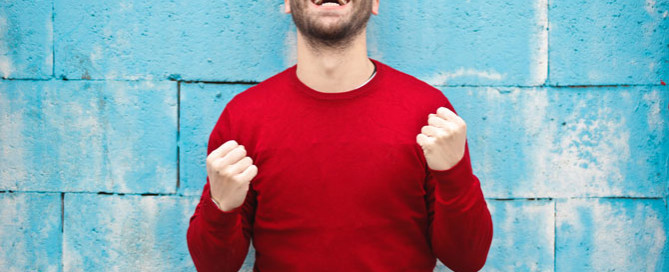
left=427, top=67, right=505, bottom=86
left=524, top=90, right=631, bottom=197
left=90, top=44, right=103, bottom=67
left=0, top=194, right=26, bottom=269
left=0, top=85, right=27, bottom=187
left=44, top=83, right=107, bottom=191
left=589, top=200, right=666, bottom=271
left=45, top=18, right=53, bottom=73
left=531, top=0, right=548, bottom=85
left=119, top=1, right=134, bottom=12
left=645, top=0, right=657, bottom=15
left=642, top=89, right=664, bottom=132
left=521, top=88, right=554, bottom=196
left=490, top=200, right=554, bottom=271
left=0, top=17, right=13, bottom=78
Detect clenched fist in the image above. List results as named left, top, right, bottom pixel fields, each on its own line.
left=206, top=140, right=258, bottom=212
left=416, top=107, right=467, bottom=171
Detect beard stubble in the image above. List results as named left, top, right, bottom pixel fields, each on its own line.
left=289, top=0, right=373, bottom=51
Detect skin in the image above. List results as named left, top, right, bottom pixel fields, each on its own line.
left=207, top=0, right=467, bottom=211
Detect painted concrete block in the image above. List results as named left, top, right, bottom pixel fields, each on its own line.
left=368, top=0, right=548, bottom=86
left=442, top=86, right=669, bottom=198
left=549, top=0, right=669, bottom=85
left=54, top=0, right=293, bottom=81
left=0, top=192, right=61, bottom=272
left=556, top=198, right=668, bottom=271
left=179, top=83, right=247, bottom=196
left=0, top=80, right=177, bottom=193
left=63, top=193, right=198, bottom=271
left=0, top=0, right=53, bottom=79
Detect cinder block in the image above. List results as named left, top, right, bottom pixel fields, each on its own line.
left=556, top=198, right=668, bottom=271
left=549, top=0, right=669, bottom=85
left=368, top=0, right=548, bottom=86
left=442, top=86, right=668, bottom=198
left=63, top=193, right=199, bottom=271
left=0, top=80, right=177, bottom=193
left=54, top=0, right=293, bottom=81
left=0, top=192, right=61, bottom=271
left=0, top=0, right=53, bottom=79
left=179, top=83, right=247, bottom=196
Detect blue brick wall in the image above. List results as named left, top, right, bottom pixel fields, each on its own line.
left=1, top=0, right=667, bottom=271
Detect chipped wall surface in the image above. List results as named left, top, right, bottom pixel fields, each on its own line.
left=0, top=0, right=668, bottom=271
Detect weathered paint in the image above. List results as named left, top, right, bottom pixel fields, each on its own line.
left=550, top=0, right=669, bottom=85
left=54, top=0, right=293, bottom=81
left=556, top=198, right=668, bottom=271
left=0, top=0, right=667, bottom=271
left=0, top=0, right=53, bottom=79
left=443, top=87, right=669, bottom=198
left=0, top=80, right=177, bottom=193
left=63, top=193, right=198, bottom=271
left=0, top=192, right=61, bottom=272
left=368, top=0, right=548, bottom=86
left=179, top=83, right=247, bottom=196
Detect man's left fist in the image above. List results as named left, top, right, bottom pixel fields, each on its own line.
left=416, top=107, right=467, bottom=171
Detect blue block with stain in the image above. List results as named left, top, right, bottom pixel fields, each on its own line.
left=0, top=0, right=53, bottom=79
left=0, top=80, right=177, bottom=193
left=556, top=198, right=668, bottom=271
left=0, top=192, right=61, bottom=271
left=549, top=0, right=669, bottom=85
left=54, top=0, right=293, bottom=81
left=442, top=86, right=669, bottom=198
left=368, top=0, right=548, bottom=86
left=179, top=83, right=247, bottom=196
left=63, top=193, right=198, bottom=271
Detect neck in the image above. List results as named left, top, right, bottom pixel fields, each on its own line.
left=295, top=29, right=375, bottom=93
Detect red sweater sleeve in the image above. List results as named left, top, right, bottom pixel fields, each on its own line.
left=425, top=105, right=493, bottom=272
left=186, top=107, right=256, bottom=272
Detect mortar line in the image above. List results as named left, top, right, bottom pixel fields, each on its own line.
left=0, top=77, right=665, bottom=89
left=0, top=190, right=666, bottom=199
left=60, top=193, right=64, bottom=233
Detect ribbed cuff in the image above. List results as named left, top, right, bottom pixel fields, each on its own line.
left=429, top=154, right=475, bottom=194
left=202, top=191, right=242, bottom=229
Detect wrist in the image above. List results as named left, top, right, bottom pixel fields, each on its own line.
left=209, top=192, right=225, bottom=211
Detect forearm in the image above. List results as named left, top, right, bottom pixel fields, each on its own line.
left=429, top=151, right=493, bottom=272
left=187, top=182, right=251, bottom=272
left=431, top=179, right=492, bottom=272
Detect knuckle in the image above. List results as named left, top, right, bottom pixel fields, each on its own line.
left=221, top=167, right=235, bottom=177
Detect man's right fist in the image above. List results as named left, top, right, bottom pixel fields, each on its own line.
left=206, top=140, right=258, bottom=212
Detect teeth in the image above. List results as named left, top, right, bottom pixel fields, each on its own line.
left=313, top=0, right=348, bottom=6
left=322, top=2, right=340, bottom=6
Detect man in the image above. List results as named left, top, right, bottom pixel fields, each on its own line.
left=187, top=0, right=493, bottom=271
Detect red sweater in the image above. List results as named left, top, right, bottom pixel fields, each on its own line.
left=187, top=59, right=493, bottom=272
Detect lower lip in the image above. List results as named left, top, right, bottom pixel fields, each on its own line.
left=310, top=1, right=349, bottom=10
